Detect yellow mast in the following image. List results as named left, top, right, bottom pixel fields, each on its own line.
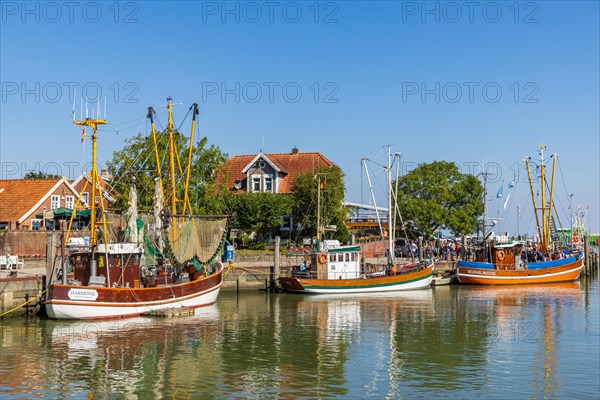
left=166, top=98, right=178, bottom=242
left=546, top=155, right=557, bottom=249
left=540, top=144, right=547, bottom=251
left=73, top=118, right=106, bottom=248
left=147, top=107, right=164, bottom=200
left=183, top=103, right=198, bottom=215
left=525, top=157, right=543, bottom=246
left=527, top=144, right=556, bottom=253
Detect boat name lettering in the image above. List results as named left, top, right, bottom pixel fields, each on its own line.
left=67, top=289, right=98, bottom=301
left=466, top=269, right=497, bottom=276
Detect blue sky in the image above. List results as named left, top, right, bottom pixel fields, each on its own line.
left=1, top=1, right=598, bottom=235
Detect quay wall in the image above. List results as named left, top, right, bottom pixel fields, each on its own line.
left=0, top=231, right=85, bottom=258
left=0, top=275, right=44, bottom=318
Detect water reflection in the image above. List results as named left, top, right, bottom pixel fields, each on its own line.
left=0, top=281, right=597, bottom=399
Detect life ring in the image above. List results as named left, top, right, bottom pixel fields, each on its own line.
left=318, top=253, right=328, bottom=264
left=497, top=250, right=505, bottom=261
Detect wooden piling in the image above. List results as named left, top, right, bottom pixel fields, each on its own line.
left=271, top=236, right=281, bottom=292
left=584, top=235, right=589, bottom=275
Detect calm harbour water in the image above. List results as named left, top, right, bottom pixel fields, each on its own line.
left=1, top=278, right=598, bottom=399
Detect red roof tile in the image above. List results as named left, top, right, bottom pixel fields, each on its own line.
left=0, top=179, right=63, bottom=222
left=217, top=152, right=335, bottom=193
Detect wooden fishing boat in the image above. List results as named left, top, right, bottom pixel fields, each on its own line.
left=457, top=144, right=583, bottom=285
left=279, top=241, right=433, bottom=294
left=45, top=99, right=232, bottom=319
left=279, top=146, right=434, bottom=294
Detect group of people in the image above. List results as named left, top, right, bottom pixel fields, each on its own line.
left=420, top=240, right=463, bottom=261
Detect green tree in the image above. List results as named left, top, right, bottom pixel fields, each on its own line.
left=395, top=161, right=483, bottom=238
left=106, top=132, right=228, bottom=213
left=23, top=171, right=60, bottom=179
left=291, top=165, right=349, bottom=243
left=223, top=192, right=293, bottom=241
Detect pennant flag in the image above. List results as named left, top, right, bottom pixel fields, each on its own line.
left=508, top=181, right=515, bottom=189
left=81, top=128, right=86, bottom=143
left=503, top=191, right=511, bottom=210
left=496, top=186, right=503, bottom=199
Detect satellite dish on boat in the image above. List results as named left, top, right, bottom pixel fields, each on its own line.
left=233, top=180, right=242, bottom=190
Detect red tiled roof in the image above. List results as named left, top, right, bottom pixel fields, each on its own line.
left=217, top=151, right=335, bottom=193
left=0, top=179, right=62, bottom=222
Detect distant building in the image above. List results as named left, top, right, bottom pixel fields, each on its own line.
left=217, top=147, right=335, bottom=194
left=0, top=178, right=82, bottom=230
left=71, top=169, right=116, bottom=209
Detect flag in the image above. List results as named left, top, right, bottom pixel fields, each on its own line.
left=503, top=191, right=511, bottom=210
left=81, top=128, right=86, bottom=143
left=508, top=181, right=515, bottom=189
left=320, top=177, right=326, bottom=189
left=496, top=186, right=503, bottom=199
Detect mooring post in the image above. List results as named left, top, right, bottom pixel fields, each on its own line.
left=272, top=236, right=281, bottom=292
left=46, top=234, right=56, bottom=280
left=583, top=235, right=589, bottom=275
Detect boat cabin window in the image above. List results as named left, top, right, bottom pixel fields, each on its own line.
left=345, top=253, right=349, bottom=262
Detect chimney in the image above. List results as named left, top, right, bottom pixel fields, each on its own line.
left=100, top=169, right=111, bottom=181
left=291, top=146, right=299, bottom=155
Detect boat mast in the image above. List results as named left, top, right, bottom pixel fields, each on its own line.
left=183, top=103, right=199, bottom=214
left=526, top=143, right=556, bottom=253
left=166, top=98, right=178, bottom=242
left=546, top=154, right=557, bottom=249
left=316, top=175, right=322, bottom=251
left=525, top=155, right=543, bottom=246
left=386, top=145, right=394, bottom=266
left=481, top=171, right=488, bottom=240
left=147, top=107, right=164, bottom=198
left=73, top=117, right=106, bottom=249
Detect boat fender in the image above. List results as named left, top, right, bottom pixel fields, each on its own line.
left=497, top=250, right=505, bottom=261
left=318, top=254, right=327, bottom=264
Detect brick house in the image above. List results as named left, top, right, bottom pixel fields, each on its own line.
left=71, top=169, right=116, bottom=209
left=217, top=147, right=335, bottom=194
left=0, top=178, right=83, bottom=230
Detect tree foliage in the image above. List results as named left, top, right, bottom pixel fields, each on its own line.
left=223, top=192, right=293, bottom=241
left=291, top=165, right=349, bottom=242
left=24, top=171, right=60, bottom=179
left=396, top=161, right=483, bottom=237
left=106, top=132, right=228, bottom=213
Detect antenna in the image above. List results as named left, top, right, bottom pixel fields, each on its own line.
left=85, top=98, right=88, bottom=118
left=72, top=87, right=76, bottom=121
left=80, top=98, right=83, bottom=120
left=104, top=97, right=107, bottom=120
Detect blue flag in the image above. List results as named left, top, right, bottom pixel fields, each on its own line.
left=508, top=181, right=515, bottom=189
left=496, top=186, right=504, bottom=199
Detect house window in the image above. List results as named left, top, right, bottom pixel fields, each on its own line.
left=81, top=192, right=89, bottom=205
left=265, top=175, right=273, bottom=192
left=95, top=195, right=100, bottom=204
left=252, top=176, right=261, bottom=192
left=65, top=195, right=74, bottom=209
left=51, top=195, right=60, bottom=209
